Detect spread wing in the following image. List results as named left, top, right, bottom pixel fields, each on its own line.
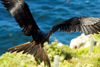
left=2, top=0, right=40, bottom=36
left=47, top=17, right=100, bottom=38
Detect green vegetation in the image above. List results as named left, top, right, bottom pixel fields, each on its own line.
left=94, top=32, right=100, bottom=46
left=0, top=41, right=100, bottom=67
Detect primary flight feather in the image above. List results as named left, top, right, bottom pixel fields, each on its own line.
left=1, top=0, right=100, bottom=67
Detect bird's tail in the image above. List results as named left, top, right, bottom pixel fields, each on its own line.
left=8, top=41, right=51, bottom=67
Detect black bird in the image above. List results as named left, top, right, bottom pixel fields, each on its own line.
left=1, top=0, right=100, bottom=67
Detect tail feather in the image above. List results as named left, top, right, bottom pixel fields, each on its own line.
left=18, top=43, right=31, bottom=53
left=8, top=41, right=51, bottom=67
left=40, top=48, right=43, bottom=62
left=30, top=45, right=39, bottom=55
left=44, top=48, right=51, bottom=66
left=8, top=42, right=30, bottom=50
left=11, top=42, right=31, bottom=53
left=33, top=46, right=40, bottom=56
left=43, top=49, right=46, bottom=65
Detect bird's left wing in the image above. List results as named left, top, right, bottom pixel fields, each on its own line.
left=46, top=17, right=100, bottom=38
left=2, top=0, right=40, bottom=36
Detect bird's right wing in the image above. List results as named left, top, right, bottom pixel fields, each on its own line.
left=2, top=0, right=40, bottom=36
left=46, top=17, right=100, bottom=38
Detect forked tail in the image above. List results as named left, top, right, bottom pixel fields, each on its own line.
left=8, top=41, right=51, bottom=67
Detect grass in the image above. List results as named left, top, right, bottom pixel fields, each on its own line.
left=0, top=41, right=100, bottom=67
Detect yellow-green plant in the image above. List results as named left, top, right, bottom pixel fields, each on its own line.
left=0, top=42, right=100, bottom=67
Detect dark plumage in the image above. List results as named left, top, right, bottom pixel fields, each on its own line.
left=1, top=0, right=100, bottom=67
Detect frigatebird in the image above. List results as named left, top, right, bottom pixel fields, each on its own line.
left=1, top=0, right=100, bottom=67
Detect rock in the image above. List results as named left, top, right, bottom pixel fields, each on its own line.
left=69, top=34, right=96, bottom=49
left=57, top=42, right=63, bottom=46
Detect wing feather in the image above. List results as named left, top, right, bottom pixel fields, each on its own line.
left=2, top=0, right=40, bottom=36
left=46, top=17, right=100, bottom=38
